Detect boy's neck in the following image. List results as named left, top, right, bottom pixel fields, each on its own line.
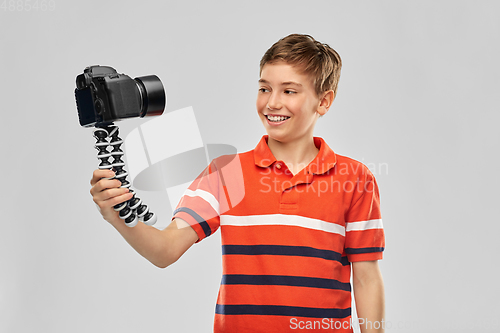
left=267, top=136, right=320, bottom=175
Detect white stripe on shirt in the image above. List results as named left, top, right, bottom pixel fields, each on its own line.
left=221, top=214, right=345, bottom=237
left=183, top=189, right=220, bottom=215
left=345, top=219, right=383, bottom=232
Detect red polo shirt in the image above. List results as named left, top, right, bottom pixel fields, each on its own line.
left=173, top=135, right=385, bottom=333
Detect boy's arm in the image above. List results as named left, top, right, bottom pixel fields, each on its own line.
left=108, top=216, right=198, bottom=268
left=352, top=260, right=385, bottom=333
left=91, top=169, right=198, bottom=268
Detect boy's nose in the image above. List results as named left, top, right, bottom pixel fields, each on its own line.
left=267, top=93, right=282, bottom=110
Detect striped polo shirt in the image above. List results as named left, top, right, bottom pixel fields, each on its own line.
left=173, top=135, right=385, bottom=333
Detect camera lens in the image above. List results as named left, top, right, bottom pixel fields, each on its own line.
left=135, top=75, right=166, bottom=118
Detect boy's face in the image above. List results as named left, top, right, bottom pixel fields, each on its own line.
left=256, top=61, right=329, bottom=145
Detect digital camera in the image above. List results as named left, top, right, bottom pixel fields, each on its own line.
left=75, top=65, right=165, bottom=127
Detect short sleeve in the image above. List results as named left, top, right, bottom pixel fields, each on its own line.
left=344, top=170, right=385, bottom=262
left=173, top=160, right=222, bottom=243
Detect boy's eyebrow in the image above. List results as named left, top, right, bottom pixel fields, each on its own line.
left=258, top=79, right=302, bottom=87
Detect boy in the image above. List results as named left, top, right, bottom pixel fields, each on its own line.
left=90, top=34, right=385, bottom=332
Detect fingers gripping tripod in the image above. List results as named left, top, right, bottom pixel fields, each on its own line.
left=93, top=124, right=157, bottom=227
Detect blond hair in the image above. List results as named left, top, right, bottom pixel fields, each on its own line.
left=260, top=34, right=342, bottom=96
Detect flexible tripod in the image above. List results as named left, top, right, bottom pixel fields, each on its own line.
left=93, top=124, right=157, bottom=227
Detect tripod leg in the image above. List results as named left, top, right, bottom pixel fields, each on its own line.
left=94, top=126, right=138, bottom=227
left=96, top=125, right=157, bottom=227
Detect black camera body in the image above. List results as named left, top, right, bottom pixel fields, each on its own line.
left=75, top=65, right=165, bottom=127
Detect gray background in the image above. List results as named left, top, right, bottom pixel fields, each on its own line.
left=1, top=0, right=499, bottom=332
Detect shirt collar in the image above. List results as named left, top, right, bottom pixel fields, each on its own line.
left=254, top=135, right=337, bottom=175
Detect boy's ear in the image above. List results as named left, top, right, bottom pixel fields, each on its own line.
left=317, top=90, right=335, bottom=116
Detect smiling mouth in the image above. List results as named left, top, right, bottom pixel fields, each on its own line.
left=266, top=115, right=290, bottom=122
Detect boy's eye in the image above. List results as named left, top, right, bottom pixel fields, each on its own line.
left=259, top=88, right=269, bottom=93
left=284, top=90, right=296, bottom=95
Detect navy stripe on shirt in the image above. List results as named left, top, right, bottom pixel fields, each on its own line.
left=173, top=207, right=212, bottom=238
left=215, top=304, right=351, bottom=319
left=222, top=244, right=350, bottom=266
left=344, top=247, right=385, bottom=255
left=221, top=274, right=351, bottom=292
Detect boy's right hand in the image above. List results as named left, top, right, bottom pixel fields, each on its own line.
left=90, top=169, right=134, bottom=224
left=89, top=169, right=198, bottom=268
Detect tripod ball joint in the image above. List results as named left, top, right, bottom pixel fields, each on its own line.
left=93, top=125, right=157, bottom=227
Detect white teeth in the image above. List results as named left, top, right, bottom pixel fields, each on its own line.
left=266, top=115, right=289, bottom=122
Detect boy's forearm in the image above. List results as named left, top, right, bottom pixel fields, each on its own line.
left=353, top=261, right=385, bottom=333
left=108, top=216, right=198, bottom=268
left=109, top=216, right=171, bottom=267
